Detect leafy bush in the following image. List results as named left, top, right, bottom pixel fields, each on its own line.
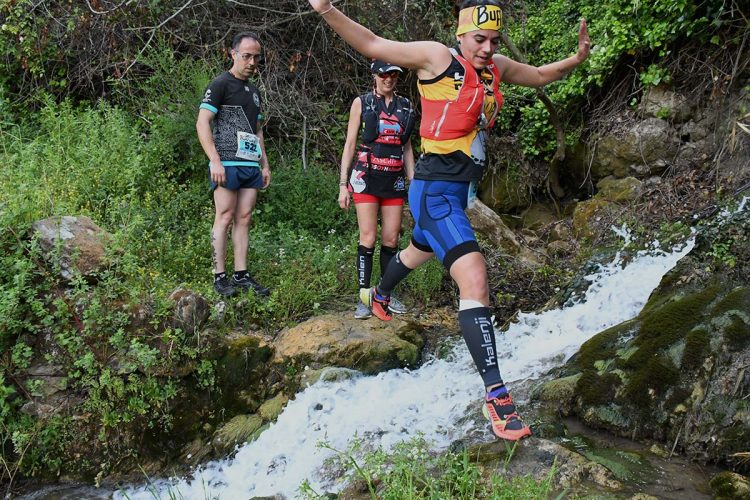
left=500, top=0, right=731, bottom=158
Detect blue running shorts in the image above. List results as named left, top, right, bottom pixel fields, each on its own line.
left=408, top=179, right=480, bottom=270
left=209, top=165, right=264, bottom=191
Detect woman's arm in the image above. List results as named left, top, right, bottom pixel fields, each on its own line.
left=494, top=19, right=590, bottom=88
left=338, top=97, right=362, bottom=210
left=308, top=0, right=451, bottom=80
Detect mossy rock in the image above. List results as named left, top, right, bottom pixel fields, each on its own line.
left=581, top=405, right=629, bottom=431
left=623, top=284, right=721, bottom=369
left=596, top=176, right=643, bottom=202
left=712, top=287, right=750, bottom=316
left=576, top=370, right=622, bottom=406
left=533, top=373, right=581, bottom=413
left=258, top=392, right=289, bottom=422
left=215, top=332, right=274, bottom=398
left=211, top=413, right=264, bottom=455
left=574, top=320, right=637, bottom=372
left=681, top=329, right=710, bottom=371
left=710, top=471, right=750, bottom=499
left=478, top=164, right=531, bottom=213
left=623, top=357, right=679, bottom=410
left=724, top=315, right=750, bottom=352
left=572, top=198, right=617, bottom=239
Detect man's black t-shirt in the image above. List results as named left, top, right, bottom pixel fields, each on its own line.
left=200, top=71, right=263, bottom=166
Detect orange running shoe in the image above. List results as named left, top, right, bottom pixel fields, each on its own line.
left=482, top=387, right=532, bottom=441
left=359, top=287, right=392, bottom=321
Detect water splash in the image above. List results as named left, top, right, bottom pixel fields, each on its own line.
left=116, top=239, right=694, bottom=499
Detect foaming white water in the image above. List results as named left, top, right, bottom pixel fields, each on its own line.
left=116, top=237, right=694, bottom=500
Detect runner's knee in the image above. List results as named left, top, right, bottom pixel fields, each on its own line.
left=234, top=210, right=252, bottom=226
left=215, top=209, right=235, bottom=227
left=359, top=230, right=377, bottom=248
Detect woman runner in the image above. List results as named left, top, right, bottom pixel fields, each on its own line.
left=339, top=60, right=415, bottom=319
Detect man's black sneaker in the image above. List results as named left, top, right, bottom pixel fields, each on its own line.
left=232, top=273, right=270, bottom=297
left=214, top=275, right=236, bottom=297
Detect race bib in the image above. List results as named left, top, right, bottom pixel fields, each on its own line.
left=467, top=180, right=478, bottom=208
left=236, top=131, right=261, bottom=161
left=350, top=168, right=367, bottom=194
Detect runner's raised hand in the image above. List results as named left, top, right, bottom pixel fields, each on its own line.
left=576, top=18, right=590, bottom=63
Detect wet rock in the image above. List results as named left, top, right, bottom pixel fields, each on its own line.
left=180, top=437, right=213, bottom=467
left=532, top=374, right=581, bottom=415
left=710, top=471, right=750, bottom=499
left=272, top=314, right=423, bottom=374
left=473, top=438, right=623, bottom=491
left=32, top=215, right=113, bottom=281
left=596, top=176, right=644, bottom=203
left=258, top=392, right=289, bottom=422
left=215, top=332, right=274, bottom=408
left=168, top=287, right=210, bottom=337
left=300, top=366, right=362, bottom=387
left=211, top=413, right=264, bottom=455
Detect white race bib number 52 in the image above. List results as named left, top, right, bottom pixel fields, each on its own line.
left=236, top=131, right=262, bottom=161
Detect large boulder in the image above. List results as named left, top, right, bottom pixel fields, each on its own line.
left=710, top=471, right=750, bottom=499
left=479, top=166, right=532, bottom=213
left=591, top=118, right=680, bottom=179
left=596, top=176, right=644, bottom=203
left=32, top=216, right=113, bottom=280
left=272, top=313, right=423, bottom=374
left=467, top=200, right=542, bottom=265
left=639, top=86, right=693, bottom=123
left=555, top=205, right=750, bottom=462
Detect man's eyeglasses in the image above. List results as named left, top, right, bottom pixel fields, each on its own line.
left=376, top=71, right=400, bottom=79
left=233, top=51, right=261, bottom=62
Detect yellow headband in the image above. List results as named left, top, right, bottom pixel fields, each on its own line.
left=456, top=5, right=503, bottom=36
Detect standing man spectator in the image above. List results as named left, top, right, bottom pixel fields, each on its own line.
left=197, top=32, right=271, bottom=297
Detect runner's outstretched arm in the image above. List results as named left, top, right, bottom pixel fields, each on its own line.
left=494, top=19, right=590, bottom=88
left=308, top=0, right=450, bottom=79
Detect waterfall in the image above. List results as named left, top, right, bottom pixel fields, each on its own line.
left=117, top=236, right=694, bottom=499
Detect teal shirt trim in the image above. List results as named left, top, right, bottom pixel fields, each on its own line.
left=209, top=161, right=260, bottom=167
left=200, top=103, right=218, bottom=114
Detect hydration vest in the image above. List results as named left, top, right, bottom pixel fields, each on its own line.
left=419, top=48, right=502, bottom=142
left=357, top=91, right=415, bottom=171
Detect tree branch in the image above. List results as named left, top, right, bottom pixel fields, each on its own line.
left=500, top=31, right=566, bottom=199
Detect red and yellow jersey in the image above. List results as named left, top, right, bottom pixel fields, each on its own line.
left=415, top=49, right=502, bottom=182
